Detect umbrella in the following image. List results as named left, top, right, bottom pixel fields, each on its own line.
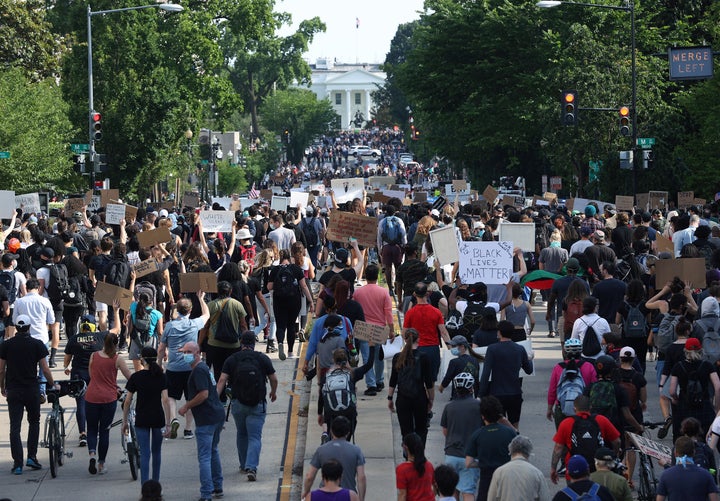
left=520, top=270, right=563, bottom=290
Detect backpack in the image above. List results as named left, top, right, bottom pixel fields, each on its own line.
left=46, top=263, right=71, bottom=304
left=381, top=216, right=402, bottom=245
left=322, top=368, right=355, bottom=413
left=698, top=318, right=720, bottom=364
left=239, top=244, right=256, bottom=273
left=445, top=308, right=463, bottom=335
left=213, top=300, right=239, bottom=344
left=655, top=314, right=680, bottom=354
left=460, top=302, right=487, bottom=340
left=231, top=351, right=266, bottom=406
left=64, top=275, right=86, bottom=307
left=397, top=352, right=423, bottom=399
left=569, top=415, right=604, bottom=470
left=273, top=265, right=299, bottom=299
left=581, top=319, right=601, bottom=357
left=132, top=307, right=153, bottom=344
left=564, top=298, right=584, bottom=336
left=624, top=302, right=648, bottom=339
left=557, top=361, right=586, bottom=416
left=134, top=281, right=157, bottom=309
left=561, top=483, right=601, bottom=501
left=254, top=218, right=268, bottom=245
left=302, top=217, right=320, bottom=247
left=589, top=380, right=619, bottom=425
left=680, top=362, right=706, bottom=409
left=105, top=259, right=131, bottom=289
left=616, top=370, right=640, bottom=412
left=0, top=270, right=17, bottom=305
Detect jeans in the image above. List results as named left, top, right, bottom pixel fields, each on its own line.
left=254, top=294, right=276, bottom=342
left=418, top=345, right=441, bottom=382
left=307, top=245, right=320, bottom=270
left=195, top=421, right=223, bottom=498
left=135, top=426, right=163, bottom=484
left=230, top=400, right=267, bottom=471
left=71, top=369, right=90, bottom=434
left=86, top=400, right=117, bottom=462
left=7, top=387, right=41, bottom=466
left=355, top=339, right=375, bottom=388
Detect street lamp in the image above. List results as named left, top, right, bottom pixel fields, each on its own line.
left=87, top=3, right=184, bottom=190
left=184, top=128, right=193, bottom=156
left=537, top=0, right=637, bottom=201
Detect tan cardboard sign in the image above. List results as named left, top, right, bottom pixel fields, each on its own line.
left=99, top=189, right=119, bottom=208
left=372, top=193, right=390, bottom=204
left=133, top=259, right=161, bottom=279
left=543, top=192, right=558, bottom=202
left=125, top=204, right=138, bottom=221
left=260, top=189, right=273, bottom=201
left=182, top=193, right=200, bottom=208
left=482, top=185, right=498, bottom=205
left=656, top=257, right=706, bottom=288
left=615, top=195, right=634, bottom=212
left=694, top=198, right=707, bottom=207
left=352, top=321, right=389, bottom=345
left=636, top=193, right=649, bottom=211
left=64, top=198, right=85, bottom=216
left=649, top=191, right=668, bottom=210
left=179, top=272, right=218, bottom=293
left=452, top=180, right=468, bottom=192
left=677, top=191, right=694, bottom=209
left=94, top=281, right=134, bottom=311
left=136, top=227, right=172, bottom=248
left=655, top=233, right=674, bottom=255
left=326, top=211, right=378, bottom=247
left=413, top=192, right=428, bottom=203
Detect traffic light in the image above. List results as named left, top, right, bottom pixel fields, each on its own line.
left=90, top=111, right=102, bottom=141
left=561, top=90, right=578, bottom=126
left=619, top=106, right=631, bottom=136
left=410, top=124, right=417, bottom=140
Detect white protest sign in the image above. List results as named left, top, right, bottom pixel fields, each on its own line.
left=628, top=432, right=672, bottom=464
left=310, top=183, right=326, bottom=194
left=199, top=210, right=235, bottom=233
left=105, top=203, right=126, bottom=225
left=271, top=196, right=289, bottom=212
left=238, top=198, right=255, bottom=209
left=498, top=223, right=535, bottom=252
left=331, top=178, right=364, bottom=204
left=0, top=190, right=16, bottom=218
left=289, top=191, right=310, bottom=209
left=212, top=197, right=232, bottom=210
left=429, top=225, right=460, bottom=266
left=571, top=198, right=589, bottom=213
left=88, top=195, right=101, bottom=212
left=445, top=183, right=471, bottom=196
left=382, top=190, right=406, bottom=200
left=15, top=193, right=40, bottom=214
left=457, top=241, right=514, bottom=285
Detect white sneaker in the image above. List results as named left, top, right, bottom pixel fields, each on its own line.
left=288, top=352, right=296, bottom=359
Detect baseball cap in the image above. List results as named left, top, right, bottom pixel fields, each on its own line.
left=306, top=206, right=314, bottom=216
left=159, top=209, right=169, bottom=218
left=566, top=257, right=580, bottom=271
left=580, top=227, right=593, bottom=237
left=430, top=209, right=440, bottom=217
left=40, top=247, right=54, bottom=259
left=620, top=346, right=636, bottom=359
left=567, top=455, right=589, bottom=477
left=595, top=355, right=616, bottom=375
left=593, top=230, right=605, bottom=242
left=7, top=238, right=20, bottom=253
left=334, top=248, right=349, bottom=266
left=594, top=447, right=615, bottom=461
left=1, top=253, right=18, bottom=266
left=240, top=331, right=256, bottom=346
left=448, top=335, right=469, bottom=347
left=15, top=314, right=31, bottom=328
left=685, top=337, right=702, bottom=351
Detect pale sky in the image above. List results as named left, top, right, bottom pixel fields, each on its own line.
left=276, top=0, right=426, bottom=65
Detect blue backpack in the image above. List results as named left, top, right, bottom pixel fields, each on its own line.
left=561, top=483, right=601, bottom=501
left=381, top=216, right=402, bottom=245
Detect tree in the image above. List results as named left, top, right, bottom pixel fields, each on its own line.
left=261, top=88, right=338, bottom=164
left=374, top=21, right=418, bottom=128
left=217, top=161, right=247, bottom=196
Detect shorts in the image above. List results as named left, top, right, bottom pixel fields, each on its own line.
left=380, top=244, right=402, bottom=268
left=445, top=454, right=479, bottom=495
left=495, top=394, right=523, bottom=424
left=166, top=370, right=191, bottom=400
left=128, top=335, right=158, bottom=360
left=95, top=301, right=108, bottom=313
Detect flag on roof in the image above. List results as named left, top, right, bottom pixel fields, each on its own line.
left=249, top=182, right=259, bottom=199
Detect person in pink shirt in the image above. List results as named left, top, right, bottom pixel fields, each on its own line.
left=352, top=264, right=394, bottom=395
left=547, top=338, right=598, bottom=428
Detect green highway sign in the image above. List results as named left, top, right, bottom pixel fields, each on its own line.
left=71, top=143, right=90, bottom=153
left=200, top=159, right=209, bottom=165
left=0, top=151, right=10, bottom=159
left=636, top=137, right=655, bottom=148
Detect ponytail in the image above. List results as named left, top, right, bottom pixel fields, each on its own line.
left=395, top=329, right=419, bottom=370
left=140, top=347, right=163, bottom=377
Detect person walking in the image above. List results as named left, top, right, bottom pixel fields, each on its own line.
left=0, top=314, right=57, bottom=474
left=552, top=455, right=615, bottom=501
left=217, top=331, right=278, bottom=482
left=570, top=297, right=611, bottom=361
left=129, top=291, right=164, bottom=372
left=396, top=432, right=435, bottom=501
left=657, top=436, right=719, bottom=501
left=589, top=447, right=633, bottom=501
left=546, top=338, right=598, bottom=428
left=487, top=435, right=551, bottom=501
left=306, top=459, right=360, bottom=501
left=377, top=205, right=407, bottom=296
left=85, top=330, right=132, bottom=475
left=179, top=341, right=225, bottom=501
left=122, top=346, right=170, bottom=486
left=438, top=336, right=481, bottom=399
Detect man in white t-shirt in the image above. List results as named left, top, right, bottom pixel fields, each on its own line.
left=268, top=214, right=296, bottom=251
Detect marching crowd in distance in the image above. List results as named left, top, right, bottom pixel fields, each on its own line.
left=2, top=127, right=720, bottom=499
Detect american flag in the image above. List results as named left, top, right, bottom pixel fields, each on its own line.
left=249, top=182, right=259, bottom=199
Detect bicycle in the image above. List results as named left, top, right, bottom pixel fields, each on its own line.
left=109, top=389, right=140, bottom=481
left=42, top=379, right=87, bottom=478
left=625, top=420, right=665, bottom=501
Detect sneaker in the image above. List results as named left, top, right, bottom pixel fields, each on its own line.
left=287, top=352, right=296, bottom=359
left=320, top=432, right=330, bottom=445
left=79, top=433, right=87, bottom=447
left=39, top=393, right=46, bottom=404
left=118, top=347, right=128, bottom=354
left=170, top=418, right=180, bottom=439
left=184, top=430, right=194, bottom=439
left=98, top=463, right=107, bottom=475
left=12, top=466, right=22, bottom=475
left=547, top=331, right=556, bottom=338
left=247, top=469, right=257, bottom=482
left=212, top=489, right=224, bottom=498
left=89, top=457, right=97, bottom=475
left=363, top=387, right=377, bottom=396
left=658, top=416, right=672, bottom=439
left=266, top=342, right=277, bottom=354
left=26, top=458, right=42, bottom=470
left=376, top=382, right=385, bottom=391
left=557, top=465, right=566, bottom=476
left=49, top=360, right=57, bottom=369
left=278, top=344, right=286, bottom=361
left=298, top=330, right=306, bottom=342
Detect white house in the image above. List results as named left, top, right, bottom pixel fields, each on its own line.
left=303, top=58, right=386, bottom=129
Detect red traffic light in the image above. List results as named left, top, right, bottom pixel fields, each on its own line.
left=90, top=110, right=102, bottom=141
left=91, top=112, right=101, bottom=122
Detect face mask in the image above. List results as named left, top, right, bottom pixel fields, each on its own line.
left=269, top=224, right=276, bottom=231
left=600, top=345, right=607, bottom=354
left=183, top=353, right=195, bottom=364
left=450, top=347, right=460, bottom=356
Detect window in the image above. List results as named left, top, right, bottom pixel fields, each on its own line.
left=355, top=93, right=361, bottom=105
left=335, top=93, right=342, bottom=105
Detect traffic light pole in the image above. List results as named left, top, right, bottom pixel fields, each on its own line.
left=87, top=6, right=96, bottom=192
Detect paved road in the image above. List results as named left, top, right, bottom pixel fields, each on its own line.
left=0, top=301, right=669, bottom=500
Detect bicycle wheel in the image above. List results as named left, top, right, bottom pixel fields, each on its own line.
left=129, top=424, right=140, bottom=481
left=637, top=456, right=652, bottom=501
left=57, top=410, right=65, bottom=466
left=126, top=441, right=138, bottom=481
left=48, top=421, right=58, bottom=478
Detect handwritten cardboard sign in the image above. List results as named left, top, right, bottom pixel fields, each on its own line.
left=94, top=281, right=133, bottom=311
left=15, top=193, right=40, bottom=214
left=677, top=191, right=694, bottom=209
left=179, top=272, right=218, bottom=293
left=271, top=196, right=289, bottom=212
left=326, top=211, right=378, bottom=247
left=136, top=227, right=172, bottom=248
left=482, top=185, right=498, bottom=205
left=628, top=432, right=672, bottom=464
left=655, top=233, right=674, bottom=255
left=260, top=189, right=273, bottom=200
left=413, top=192, right=428, bottom=203
left=649, top=191, right=668, bottom=210
left=199, top=210, right=235, bottom=233
left=64, top=198, right=86, bottom=216
left=331, top=178, right=364, bottom=204
left=133, top=259, right=161, bottom=279
left=656, top=257, right=706, bottom=288
left=367, top=176, right=395, bottom=188
left=352, top=321, right=388, bottom=344
left=636, top=193, right=649, bottom=211
left=615, top=195, right=634, bottom=212
left=99, top=189, right=119, bottom=208
left=429, top=225, right=459, bottom=266
left=457, top=241, right=514, bottom=285
left=105, top=203, right=126, bottom=225
left=452, top=180, right=468, bottom=192
left=182, top=192, right=200, bottom=208
left=695, top=198, right=707, bottom=207
left=543, top=192, right=558, bottom=202
left=498, top=222, right=535, bottom=253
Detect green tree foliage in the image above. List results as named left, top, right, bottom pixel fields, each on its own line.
left=261, top=88, right=338, bottom=164
left=374, top=21, right=417, bottom=128
left=217, top=161, right=247, bottom=196
left=0, top=68, right=77, bottom=192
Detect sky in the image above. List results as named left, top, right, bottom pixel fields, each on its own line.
left=276, top=0, right=426, bottom=65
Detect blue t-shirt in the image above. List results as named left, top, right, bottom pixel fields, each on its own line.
left=161, top=315, right=205, bottom=372
left=187, top=362, right=225, bottom=426
left=657, top=464, right=718, bottom=500
left=129, top=302, right=162, bottom=337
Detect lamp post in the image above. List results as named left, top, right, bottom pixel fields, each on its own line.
left=537, top=0, right=637, bottom=201
left=87, top=3, right=184, bottom=190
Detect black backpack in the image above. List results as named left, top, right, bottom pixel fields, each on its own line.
left=105, top=259, right=131, bottom=289
left=231, top=351, right=265, bottom=406
left=0, top=270, right=16, bottom=305
left=397, top=353, right=423, bottom=399
left=46, top=263, right=71, bottom=304
left=570, top=414, right=604, bottom=469
left=132, top=308, right=153, bottom=344
left=680, top=362, right=706, bottom=409
left=302, top=217, right=320, bottom=247
left=460, top=302, right=487, bottom=340
left=581, top=319, right=601, bottom=357
left=64, top=275, right=86, bottom=307
left=213, top=300, right=239, bottom=344
left=273, top=265, right=299, bottom=299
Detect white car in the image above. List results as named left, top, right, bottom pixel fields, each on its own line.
left=399, top=153, right=414, bottom=166
left=350, top=145, right=381, bottom=157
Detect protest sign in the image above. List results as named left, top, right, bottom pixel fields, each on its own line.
left=94, top=281, right=133, bottom=311
left=330, top=178, right=364, bottom=204
left=0, top=191, right=14, bottom=219
left=84, top=190, right=93, bottom=205
left=457, top=241, right=514, bottom=285
left=352, top=321, right=388, bottom=345
left=315, top=196, right=329, bottom=208
left=211, top=197, right=232, bottom=210
left=64, top=198, right=85, bottom=216
left=182, top=192, right=199, bottom=208
left=482, top=185, right=498, bottom=205
left=179, top=272, right=218, bottom=293
left=452, top=180, right=468, bottom=192
left=124, top=204, right=138, bottom=221
left=260, top=189, right=273, bottom=200
left=310, top=183, right=326, bottom=194
left=655, top=233, right=674, bottom=255
left=429, top=225, right=459, bottom=266
left=15, top=193, right=40, bottom=214
left=105, top=203, right=126, bottom=225
left=289, top=191, right=310, bottom=209
left=656, top=257, right=706, bottom=288
left=99, top=189, right=119, bottom=208
left=615, top=195, right=634, bottom=212
left=271, top=196, right=289, bottom=212
left=136, top=227, right=172, bottom=248
left=133, top=259, right=161, bottom=279
left=498, top=222, right=535, bottom=252
left=694, top=198, right=707, bottom=207
left=636, top=193, right=650, bottom=211
left=445, top=182, right=471, bottom=196
left=543, top=192, right=557, bottom=202
left=199, top=210, right=235, bottom=233
left=382, top=190, right=406, bottom=200
left=627, top=433, right=672, bottom=464
left=413, top=192, right=427, bottom=203
left=237, top=198, right=255, bottom=209
left=677, top=191, right=694, bottom=209
left=326, top=211, right=377, bottom=247
left=649, top=191, right=668, bottom=210
left=367, top=176, right=395, bottom=188
left=571, top=198, right=589, bottom=213
left=373, top=193, right=390, bottom=204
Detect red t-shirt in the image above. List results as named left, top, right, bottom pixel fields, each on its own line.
left=553, top=411, right=620, bottom=479
left=396, top=460, right=435, bottom=501
left=403, top=303, right=444, bottom=347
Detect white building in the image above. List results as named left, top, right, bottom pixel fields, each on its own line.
left=303, top=58, right=386, bottom=130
